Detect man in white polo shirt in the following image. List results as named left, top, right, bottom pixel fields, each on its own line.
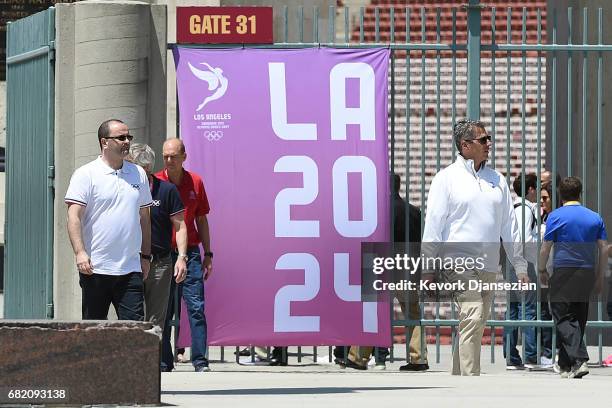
left=422, top=118, right=529, bottom=376
left=65, top=119, right=153, bottom=320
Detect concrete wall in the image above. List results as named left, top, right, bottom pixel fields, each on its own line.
left=53, top=0, right=167, bottom=319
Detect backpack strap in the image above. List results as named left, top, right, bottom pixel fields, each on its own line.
left=513, top=202, right=537, bottom=231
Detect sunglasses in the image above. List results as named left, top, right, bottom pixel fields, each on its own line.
left=469, top=135, right=491, bottom=145
left=105, top=134, right=133, bottom=142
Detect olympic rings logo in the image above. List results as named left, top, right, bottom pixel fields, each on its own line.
left=204, top=130, right=223, bottom=141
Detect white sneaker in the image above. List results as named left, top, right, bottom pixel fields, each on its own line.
left=374, top=362, right=387, bottom=370
left=540, top=356, right=554, bottom=369
left=195, top=365, right=211, bottom=372
left=506, top=364, right=525, bottom=370
left=568, top=362, right=589, bottom=379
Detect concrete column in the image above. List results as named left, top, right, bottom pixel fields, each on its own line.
left=53, top=0, right=167, bottom=319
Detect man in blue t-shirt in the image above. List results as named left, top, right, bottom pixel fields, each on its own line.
left=539, top=176, right=608, bottom=379
left=129, top=144, right=188, bottom=343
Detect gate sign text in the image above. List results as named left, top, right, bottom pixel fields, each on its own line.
left=177, top=7, right=273, bottom=44
left=174, top=47, right=391, bottom=346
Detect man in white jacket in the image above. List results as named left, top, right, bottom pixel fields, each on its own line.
left=422, top=118, right=529, bottom=376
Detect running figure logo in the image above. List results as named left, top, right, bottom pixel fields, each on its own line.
left=188, top=62, right=229, bottom=111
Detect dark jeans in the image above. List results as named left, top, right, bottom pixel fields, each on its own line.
left=373, top=347, right=389, bottom=364
left=503, top=263, right=538, bottom=365
left=333, top=346, right=349, bottom=361
left=79, top=272, right=144, bottom=320
left=161, top=247, right=208, bottom=370
left=271, top=346, right=288, bottom=363
left=503, top=295, right=537, bottom=365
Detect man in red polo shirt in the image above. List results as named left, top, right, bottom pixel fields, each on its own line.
left=157, top=138, right=213, bottom=373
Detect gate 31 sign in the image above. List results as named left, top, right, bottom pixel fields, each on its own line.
left=176, top=6, right=273, bottom=44
left=174, top=47, right=391, bottom=346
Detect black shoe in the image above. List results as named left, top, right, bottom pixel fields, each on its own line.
left=269, top=347, right=288, bottom=366
left=160, top=366, right=173, bottom=372
left=399, top=363, right=429, bottom=371
left=340, top=359, right=367, bottom=371
left=269, top=353, right=288, bottom=366
left=234, top=348, right=251, bottom=357
left=334, top=357, right=347, bottom=366
left=268, top=357, right=288, bottom=366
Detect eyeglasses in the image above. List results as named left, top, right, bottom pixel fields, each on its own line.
left=469, top=135, right=491, bottom=145
left=105, top=134, right=133, bottom=142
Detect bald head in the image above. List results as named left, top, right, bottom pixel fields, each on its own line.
left=163, top=138, right=185, bottom=154
left=541, top=171, right=561, bottom=187
left=162, top=138, right=187, bottom=174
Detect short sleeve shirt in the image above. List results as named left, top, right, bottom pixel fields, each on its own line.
left=155, top=168, right=210, bottom=248
left=544, top=203, right=608, bottom=268
left=65, top=157, right=153, bottom=275
left=150, top=176, right=184, bottom=254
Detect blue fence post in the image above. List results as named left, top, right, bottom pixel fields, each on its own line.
left=466, top=0, right=482, bottom=119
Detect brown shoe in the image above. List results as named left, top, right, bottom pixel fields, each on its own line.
left=340, top=359, right=367, bottom=370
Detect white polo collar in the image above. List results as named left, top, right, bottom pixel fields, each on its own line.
left=456, top=153, right=487, bottom=176
left=95, top=156, right=132, bottom=175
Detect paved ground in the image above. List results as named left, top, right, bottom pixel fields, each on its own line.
left=2, top=295, right=609, bottom=407
left=161, top=345, right=612, bottom=407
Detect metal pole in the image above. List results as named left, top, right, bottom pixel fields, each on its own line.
left=466, top=0, right=482, bottom=119
left=46, top=7, right=56, bottom=319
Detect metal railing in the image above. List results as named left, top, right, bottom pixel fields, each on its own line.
left=172, top=1, right=612, bottom=366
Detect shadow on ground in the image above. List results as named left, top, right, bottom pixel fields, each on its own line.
left=162, top=386, right=445, bottom=396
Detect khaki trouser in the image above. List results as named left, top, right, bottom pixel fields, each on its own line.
left=445, top=270, right=497, bottom=376
left=144, top=254, right=173, bottom=332
left=348, top=294, right=428, bottom=366
left=253, top=346, right=269, bottom=359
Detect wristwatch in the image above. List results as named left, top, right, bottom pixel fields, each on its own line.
left=178, top=253, right=188, bottom=261
left=140, top=253, right=152, bottom=261
left=204, top=251, right=214, bottom=258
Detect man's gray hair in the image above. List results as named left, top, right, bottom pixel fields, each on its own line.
left=129, top=143, right=156, bottom=169
left=453, top=118, right=486, bottom=153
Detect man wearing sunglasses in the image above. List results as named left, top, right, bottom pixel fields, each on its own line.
left=65, top=119, right=152, bottom=321
left=422, top=118, right=528, bottom=376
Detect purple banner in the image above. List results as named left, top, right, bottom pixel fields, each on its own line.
left=174, top=47, right=390, bottom=346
